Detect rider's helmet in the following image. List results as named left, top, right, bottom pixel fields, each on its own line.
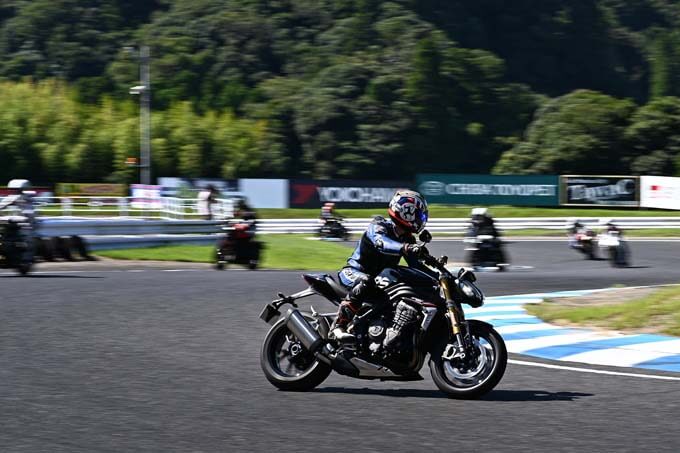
left=599, top=218, right=614, bottom=227
left=471, top=207, right=488, bottom=226
left=7, top=179, right=34, bottom=194
left=388, top=190, right=428, bottom=233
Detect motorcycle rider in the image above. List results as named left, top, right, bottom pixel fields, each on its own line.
left=567, top=218, right=585, bottom=249
left=467, top=207, right=506, bottom=265
left=320, top=202, right=336, bottom=222
left=0, top=179, right=36, bottom=225
left=330, top=190, right=430, bottom=342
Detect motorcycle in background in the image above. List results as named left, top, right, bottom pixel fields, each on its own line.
left=318, top=217, right=350, bottom=241
left=215, top=219, right=262, bottom=270
left=463, top=235, right=509, bottom=271
left=0, top=216, right=34, bottom=275
left=259, top=229, right=507, bottom=399
left=569, top=228, right=598, bottom=260
left=597, top=230, right=630, bottom=267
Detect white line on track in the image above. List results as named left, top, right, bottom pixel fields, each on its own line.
left=509, top=359, right=680, bottom=381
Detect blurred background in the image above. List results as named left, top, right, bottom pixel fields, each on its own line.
left=2, top=0, right=680, bottom=187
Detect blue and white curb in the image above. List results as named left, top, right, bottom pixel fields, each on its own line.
left=468, top=289, right=680, bottom=373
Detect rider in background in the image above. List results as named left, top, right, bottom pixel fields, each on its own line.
left=330, top=190, right=430, bottom=341
left=468, top=208, right=500, bottom=238
left=320, top=202, right=337, bottom=223
left=567, top=218, right=585, bottom=249
left=600, top=219, right=622, bottom=235
left=0, top=179, right=36, bottom=225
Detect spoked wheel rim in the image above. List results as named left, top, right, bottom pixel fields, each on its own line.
left=268, top=328, right=320, bottom=379
left=442, top=335, right=497, bottom=389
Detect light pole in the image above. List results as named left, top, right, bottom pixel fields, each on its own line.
left=129, top=45, right=151, bottom=185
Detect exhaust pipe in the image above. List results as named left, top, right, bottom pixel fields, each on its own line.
left=285, top=309, right=324, bottom=353
left=284, top=308, right=359, bottom=375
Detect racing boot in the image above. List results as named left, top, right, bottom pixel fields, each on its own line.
left=330, top=276, right=376, bottom=342
left=330, top=299, right=359, bottom=343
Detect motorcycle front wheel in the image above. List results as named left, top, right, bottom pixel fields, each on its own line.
left=260, top=318, right=331, bottom=391
left=429, top=322, right=507, bottom=399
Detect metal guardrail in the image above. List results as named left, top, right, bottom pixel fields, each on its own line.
left=22, top=196, right=235, bottom=220
left=36, top=217, right=680, bottom=238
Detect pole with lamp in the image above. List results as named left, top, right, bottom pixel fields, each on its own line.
left=128, top=45, right=151, bottom=185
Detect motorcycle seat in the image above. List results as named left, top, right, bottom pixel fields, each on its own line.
left=303, top=273, right=349, bottom=302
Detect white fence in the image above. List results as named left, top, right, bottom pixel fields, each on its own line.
left=35, top=217, right=680, bottom=238
left=27, top=196, right=234, bottom=220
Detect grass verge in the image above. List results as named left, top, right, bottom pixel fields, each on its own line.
left=526, top=285, right=680, bottom=336
left=94, top=235, right=350, bottom=271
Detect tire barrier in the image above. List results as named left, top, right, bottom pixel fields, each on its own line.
left=33, top=235, right=93, bottom=262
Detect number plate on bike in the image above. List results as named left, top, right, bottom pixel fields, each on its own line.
left=259, top=304, right=281, bottom=325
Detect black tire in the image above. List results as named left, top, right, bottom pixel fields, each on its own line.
left=260, top=318, right=331, bottom=391
left=248, top=260, right=258, bottom=270
left=17, top=262, right=31, bottom=276
left=429, top=322, right=507, bottom=399
left=215, top=262, right=225, bottom=270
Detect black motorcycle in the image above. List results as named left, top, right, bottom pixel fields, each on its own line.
left=318, top=217, right=350, bottom=241
left=259, top=230, right=507, bottom=399
left=0, top=217, right=34, bottom=275
left=464, top=234, right=508, bottom=270
left=215, top=220, right=262, bottom=270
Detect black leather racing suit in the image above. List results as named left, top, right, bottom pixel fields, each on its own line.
left=335, top=216, right=430, bottom=328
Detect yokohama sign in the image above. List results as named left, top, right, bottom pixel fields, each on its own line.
left=289, top=180, right=410, bottom=208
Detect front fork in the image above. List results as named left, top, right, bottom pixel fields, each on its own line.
left=440, top=277, right=470, bottom=360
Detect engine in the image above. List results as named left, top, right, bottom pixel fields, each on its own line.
left=364, top=300, right=421, bottom=361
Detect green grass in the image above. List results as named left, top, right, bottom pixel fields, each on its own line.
left=257, top=205, right=680, bottom=219
left=526, top=285, right=680, bottom=336
left=95, top=235, right=350, bottom=270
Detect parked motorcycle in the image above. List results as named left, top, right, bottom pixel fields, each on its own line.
left=215, top=220, right=262, bottom=270
left=259, top=230, right=507, bottom=399
left=464, top=235, right=508, bottom=270
left=597, top=230, right=630, bottom=267
left=318, top=217, right=350, bottom=241
left=0, top=217, right=34, bottom=275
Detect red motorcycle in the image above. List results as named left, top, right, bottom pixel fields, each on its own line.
left=215, top=220, right=262, bottom=270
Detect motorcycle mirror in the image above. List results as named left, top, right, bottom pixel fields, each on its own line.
left=419, top=229, right=432, bottom=244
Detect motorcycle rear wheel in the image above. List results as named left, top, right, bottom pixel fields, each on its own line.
left=260, top=318, right=331, bottom=391
left=429, top=322, right=507, bottom=399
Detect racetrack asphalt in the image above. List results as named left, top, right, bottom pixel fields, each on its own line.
left=2, top=239, right=680, bottom=452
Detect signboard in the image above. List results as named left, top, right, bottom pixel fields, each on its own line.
left=239, top=179, right=289, bottom=208
left=561, top=175, right=639, bottom=207
left=640, top=176, right=680, bottom=210
left=130, top=184, right=162, bottom=209
left=289, top=180, right=410, bottom=208
left=416, top=174, right=559, bottom=206
left=157, top=177, right=238, bottom=197
left=56, top=183, right=127, bottom=197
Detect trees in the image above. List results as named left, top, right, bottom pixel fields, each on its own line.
left=494, top=90, right=636, bottom=174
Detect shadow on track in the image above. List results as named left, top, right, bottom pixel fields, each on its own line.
left=313, top=387, right=447, bottom=399
left=313, top=387, right=593, bottom=401
left=482, top=390, right=593, bottom=401
left=0, top=274, right=104, bottom=279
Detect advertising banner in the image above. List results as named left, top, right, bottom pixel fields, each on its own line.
left=157, top=177, right=238, bottom=197
left=55, top=183, right=127, bottom=197
left=416, top=174, right=559, bottom=206
left=561, top=176, right=639, bottom=207
left=640, top=176, right=680, bottom=210
left=130, top=184, right=162, bottom=209
left=289, top=180, right=410, bottom=208
left=239, top=179, right=289, bottom=209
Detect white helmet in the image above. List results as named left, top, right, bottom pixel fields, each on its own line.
left=7, top=179, right=31, bottom=190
